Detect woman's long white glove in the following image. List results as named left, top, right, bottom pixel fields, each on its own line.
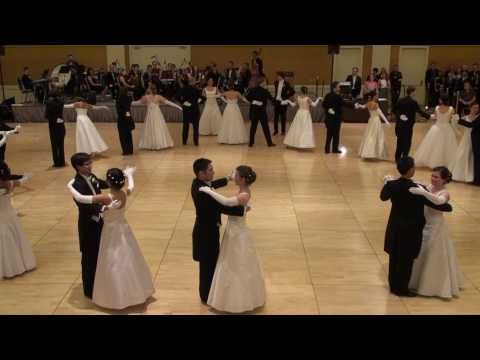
left=67, top=179, right=93, bottom=204
left=123, top=166, right=136, bottom=194
left=164, top=100, right=183, bottom=111
left=409, top=186, right=449, bottom=205
left=377, top=107, right=391, bottom=126
left=199, top=186, right=239, bottom=206
left=18, top=172, right=32, bottom=185
left=311, top=97, right=322, bottom=107
left=355, top=103, right=366, bottom=109
left=281, top=100, right=296, bottom=107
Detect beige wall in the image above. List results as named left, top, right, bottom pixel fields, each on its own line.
left=190, top=45, right=332, bottom=84
left=2, top=45, right=107, bottom=85
left=428, top=45, right=480, bottom=68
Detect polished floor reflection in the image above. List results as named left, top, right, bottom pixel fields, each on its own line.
left=1, top=121, right=480, bottom=314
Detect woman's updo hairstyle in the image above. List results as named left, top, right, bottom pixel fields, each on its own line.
left=236, top=165, right=256, bottom=186
left=432, top=166, right=452, bottom=184
left=106, top=168, right=125, bottom=189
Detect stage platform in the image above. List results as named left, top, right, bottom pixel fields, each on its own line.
left=11, top=101, right=372, bottom=123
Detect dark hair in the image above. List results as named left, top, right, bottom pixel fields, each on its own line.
left=74, top=96, right=86, bottom=102
left=300, top=86, right=308, bottom=95
left=396, top=156, right=415, bottom=175
left=331, top=81, right=339, bottom=91
left=106, top=168, right=125, bottom=189
left=70, top=152, right=91, bottom=172
left=364, top=91, right=377, bottom=102
left=439, top=94, right=449, bottom=105
left=236, top=165, right=256, bottom=186
left=0, top=161, right=11, bottom=180
left=432, top=166, right=452, bottom=184
left=181, top=76, right=190, bottom=87
left=193, top=158, right=211, bottom=176
left=406, top=86, right=416, bottom=96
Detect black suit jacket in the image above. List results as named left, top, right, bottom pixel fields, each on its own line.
left=346, top=75, right=362, bottom=96
left=322, top=91, right=348, bottom=120
left=393, top=95, right=430, bottom=135
left=273, top=80, right=295, bottom=103
left=104, top=72, right=118, bottom=88
left=380, top=177, right=452, bottom=259
left=245, top=86, right=275, bottom=119
left=72, top=173, right=109, bottom=251
left=191, top=177, right=244, bottom=262
left=45, top=96, right=65, bottom=131
left=175, top=85, right=201, bottom=122
left=459, top=114, right=480, bottom=154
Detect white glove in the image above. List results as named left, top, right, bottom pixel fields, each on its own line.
left=399, top=114, right=408, bottom=121
left=199, top=186, right=240, bottom=206
left=408, top=185, right=448, bottom=205
left=123, top=166, right=136, bottom=194
left=252, top=100, right=263, bottom=106
left=164, top=100, right=183, bottom=111
left=56, top=118, right=64, bottom=124
left=383, top=175, right=395, bottom=184
left=67, top=179, right=93, bottom=204
left=452, top=114, right=460, bottom=122
left=19, top=172, right=33, bottom=185
left=328, top=108, right=335, bottom=115
left=281, top=100, right=289, bottom=105
left=227, top=169, right=236, bottom=181
left=183, top=101, right=192, bottom=107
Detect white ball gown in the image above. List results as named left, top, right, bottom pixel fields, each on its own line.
left=283, top=96, right=317, bottom=149
left=205, top=193, right=265, bottom=313
left=0, top=185, right=36, bottom=279
left=139, top=100, right=174, bottom=150
left=73, top=107, right=109, bottom=154
left=414, top=106, right=458, bottom=169
left=409, top=187, right=464, bottom=298
left=450, top=121, right=474, bottom=182
left=357, top=105, right=389, bottom=160
left=217, top=97, right=249, bottom=144
left=199, top=87, right=223, bottom=135
left=93, top=194, right=154, bottom=310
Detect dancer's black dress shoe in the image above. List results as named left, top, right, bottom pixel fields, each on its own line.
left=333, top=150, right=342, bottom=154
left=273, top=131, right=278, bottom=135
left=268, top=143, right=276, bottom=147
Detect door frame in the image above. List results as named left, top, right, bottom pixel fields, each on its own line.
left=332, top=46, right=364, bottom=82
left=399, top=46, right=430, bottom=103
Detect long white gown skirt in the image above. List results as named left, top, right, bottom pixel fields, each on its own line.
left=207, top=208, right=266, bottom=313
left=414, top=107, right=458, bottom=169
left=409, top=190, right=464, bottom=299
left=217, top=100, right=249, bottom=144
left=450, top=128, right=474, bottom=182
left=92, top=202, right=154, bottom=309
left=0, top=192, right=36, bottom=279
left=284, top=109, right=315, bottom=149
left=358, top=109, right=388, bottom=159
left=139, top=103, right=174, bottom=150
left=75, top=108, right=109, bottom=154
left=199, top=91, right=223, bottom=135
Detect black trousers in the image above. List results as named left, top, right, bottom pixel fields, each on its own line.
left=391, top=87, right=401, bottom=106
left=324, top=117, right=341, bottom=153
left=273, top=101, right=287, bottom=134
left=199, top=258, right=218, bottom=303
left=249, top=113, right=273, bottom=146
left=117, top=121, right=133, bottom=155
left=388, top=252, right=414, bottom=295
left=79, top=221, right=102, bottom=298
left=48, top=123, right=66, bottom=167
left=395, top=129, right=413, bottom=162
left=0, top=143, right=5, bottom=162
left=182, top=112, right=200, bottom=145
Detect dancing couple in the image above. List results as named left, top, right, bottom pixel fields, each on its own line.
left=67, top=153, right=154, bottom=310
left=191, top=158, right=265, bottom=313
left=381, top=157, right=463, bottom=299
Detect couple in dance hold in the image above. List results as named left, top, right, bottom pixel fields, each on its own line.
left=191, top=158, right=266, bottom=313
left=381, top=156, right=463, bottom=299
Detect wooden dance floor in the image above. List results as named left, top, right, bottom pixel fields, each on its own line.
left=2, top=122, right=480, bottom=315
